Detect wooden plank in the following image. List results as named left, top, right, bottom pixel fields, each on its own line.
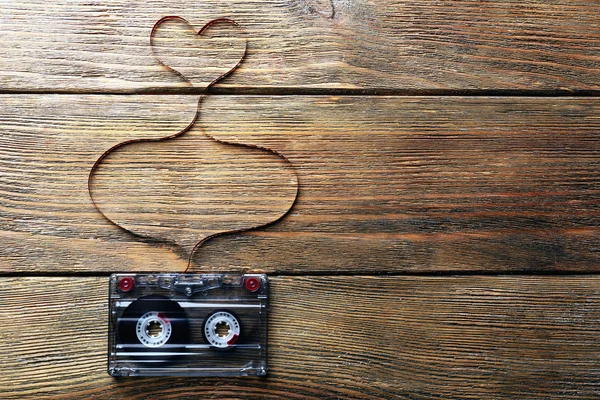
left=1, top=276, right=600, bottom=398
left=1, top=95, right=598, bottom=273
left=1, top=0, right=599, bottom=92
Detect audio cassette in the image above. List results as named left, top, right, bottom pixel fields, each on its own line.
left=108, top=273, right=269, bottom=377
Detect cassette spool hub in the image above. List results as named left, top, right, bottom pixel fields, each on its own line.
left=203, top=310, right=242, bottom=348
left=116, top=295, right=190, bottom=360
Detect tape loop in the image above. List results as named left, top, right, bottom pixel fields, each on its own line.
left=88, top=16, right=299, bottom=272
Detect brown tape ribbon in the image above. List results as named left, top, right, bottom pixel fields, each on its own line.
left=88, top=16, right=299, bottom=272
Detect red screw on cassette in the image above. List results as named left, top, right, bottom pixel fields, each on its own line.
left=245, top=277, right=260, bottom=292
left=119, top=277, right=135, bottom=292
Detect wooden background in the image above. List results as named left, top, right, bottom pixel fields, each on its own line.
left=1, top=0, right=599, bottom=398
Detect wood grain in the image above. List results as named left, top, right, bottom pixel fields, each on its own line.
left=2, top=276, right=600, bottom=399
left=1, top=0, right=599, bottom=92
left=1, top=95, right=598, bottom=273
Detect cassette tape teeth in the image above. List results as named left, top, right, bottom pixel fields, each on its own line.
left=108, top=273, right=269, bottom=377
left=203, top=310, right=242, bottom=349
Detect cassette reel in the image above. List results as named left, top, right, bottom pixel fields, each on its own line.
left=108, top=273, right=269, bottom=377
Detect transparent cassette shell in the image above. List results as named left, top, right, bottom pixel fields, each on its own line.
left=108, top=273, right=269, bottom=377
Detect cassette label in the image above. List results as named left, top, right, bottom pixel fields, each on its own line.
left=108, top=273, right=269, bottom=377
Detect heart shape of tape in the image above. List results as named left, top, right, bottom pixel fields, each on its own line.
left=150, top=16, right=247, bottom=88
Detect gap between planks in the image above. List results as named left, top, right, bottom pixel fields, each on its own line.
left=5, top=271, right=600, bottom=278
left=1, top=88, right=600, bottom=96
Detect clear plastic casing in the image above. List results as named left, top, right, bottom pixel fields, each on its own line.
left=108, top=273, right=269, bottom=377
